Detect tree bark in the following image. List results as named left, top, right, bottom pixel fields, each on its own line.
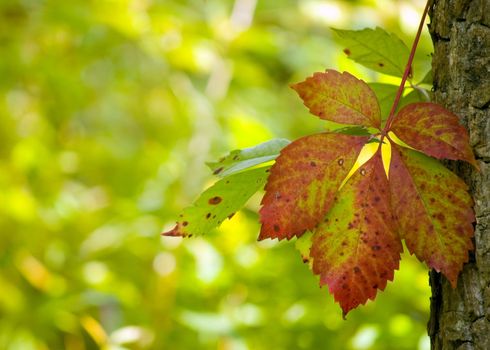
left=427, top=0, right=490, bottom=349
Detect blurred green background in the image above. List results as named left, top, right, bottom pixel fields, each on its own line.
left=0, top=0, right=434, bottom=349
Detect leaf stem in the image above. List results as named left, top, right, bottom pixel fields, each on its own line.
left=383, top=0, right=431, bottom=131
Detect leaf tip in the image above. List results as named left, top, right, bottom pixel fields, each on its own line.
left=162, top=223, right=187, bottom=237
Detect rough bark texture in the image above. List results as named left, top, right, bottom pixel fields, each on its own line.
left=427, top=0, right=490, bottom=349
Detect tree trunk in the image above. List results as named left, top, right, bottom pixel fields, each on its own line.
left=427, top=0, right=490, bottom=349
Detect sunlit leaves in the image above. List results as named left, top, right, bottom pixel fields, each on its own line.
left=206, top=138, right=290, bottom=177
left=388, top=146, right=474, bottom=286
left=391, top=103, right=477, bottom=167
left=291, top=70, right=381, bottom=128
left=259, top=133, right=367, bottom=240
left=333, top=27, right=410, bottom=78
left=163, top=167, right=270, bottom=237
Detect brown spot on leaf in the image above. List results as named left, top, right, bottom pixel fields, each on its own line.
left=371, top=245, right=381, bottom=251
left=228, top=212, right=236, bottom=219
left=182, top=221, right=188, bottom=226
left=360, top=169, right=367, bottom=176
left=378, top=62, right=384, bottom=67
left=213, top=167, right=224, bottom=175
left=273, top=225, right=280, bottom=232
left=354, top=266, right=361, bottom=274
left=338, top=158, right=344, bottom=166
left=209, top=196, right=222, bottom=205
left=343, top=48, right=351, bottom=55
left=206, top=213, right=211, bottom=219
left=302, top=257, right=309, bottom=263
left=310, top=161, right=317, bottom=167
left=372, top=284, right=378, bottom=289
left=233, top=155, right=239, bottom=160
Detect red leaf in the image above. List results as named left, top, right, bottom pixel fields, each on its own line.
left=259, top=133, right=367, bottom=240
left=291, top=70, right=381, bottom=128
left=390, top=102, right=477, bottom=167
left=389, top=145, right=474, bottom=286
left=310, top=151, right=402, bottom=316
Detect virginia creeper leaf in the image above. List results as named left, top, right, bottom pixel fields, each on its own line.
left=391, top=102, right=478, bottom=167
left=389, top=146, right=474, bottom=286
left=333, top=27, right=410, bottom=78
left=259, top=133, right=368, bottom=240
left=163, top=167, right=270, bottom=237
left=368, top=83, right=398, bottom=121
left=311, top=151, right=402, bottom=316
left=291, top=70, right=381, bottom=128
left=206, top=138, right=290, bottom=177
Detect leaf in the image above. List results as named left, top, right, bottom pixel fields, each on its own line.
left=419, top=69, right=432, bottom=85
left=368, top=83, right=398, bottom=121
left=388, top=146, right=474, bottom=286
left=163, top=167, right=270, bottom=237
left=259, top=133, right=368, bottom=240
left=291, top=70, right=381, bottom=128
left=390, top=102, right=477, bottom=167
left=206, top=138, right=290, bottom=177
left=310, top=151, right=402, bottom=316
left=333, top=27, right=410, bottom=78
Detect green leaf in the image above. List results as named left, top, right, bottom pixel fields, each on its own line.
left=291, top=70, right=381, bottom=128
left=206, top=139, right=290, bottom=177
left=333, top=27, right=410, bottom=78
left=419, top=69, right=432, bottom=85
left=389, top=146, right=474, bottom=286
left=163, top=167, right=270, bottom=237
left=368, top=83, right=398, bottom=121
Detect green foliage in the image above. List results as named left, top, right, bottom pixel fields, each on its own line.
left=0, top=0, right=437, bottom=349
left=332, top=27, right=410, bottom=78
left=206, top=138, right=290, bottom=177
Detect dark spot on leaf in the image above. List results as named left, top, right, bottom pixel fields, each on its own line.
left=342, top=283, right=348, bottom=290
left=380, top=271, right=387, bottom=278
left=378, top=62, right=385, bottom=67
left=206, top=213, right=211, bottom=219
left=179, top=214, right=183, bottom=218
left=209, top=196, right=222, bottom=205
left=341, top=240, right=348, bottom=246
left=233, top=155, right=239, bottom=160
left=225, top=180, right=230, bottom=184
left=188, top=234, right=193, bottom=237
left=228, top=212, right=236, bottom=219
left=338, top=159, right=344, bottom=166
left=348, top=222, right=354, bottom=229
left=219, top=157, right=225, bottom=162
left=354, top=266, right=361, bottom=274
left=213, top=167, right=224, bottom=175
left=212, top=215, right=216, bottom=219
left=435, top=130, right=443, bottom=136
left=371, top=245, right=381, bottom=251
left=429, top=197, right=436, bottom=203
left=374, top=196, right=380, bottom=202
left=343, top=48, right=351, bottom=55
left=302, top=257, right=309, bottom=263
left=273, top=225, right=280, bottom=232
left=182, top=221, right=188, bottom=226
left=360, top=169, right=367, bottom=176
left=372, top=284, right=378, bottom=289
left=340, top=252, right=344, bottom=256
left=310, top=161, right=317, bottom=167
left=266, top=169, right=270, bottom=173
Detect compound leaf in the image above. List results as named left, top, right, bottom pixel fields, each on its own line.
left=207, top=138, right=290, bottom=177
left=163, top=167, right=270, bottom=237
left=391, top=102, right=478, bottom=167
left=333, top=27, right=410, bottom=78
left=389, top=146, right=474, bottom=286
left=259, top=133, right=367, bottom=240
left=291, top=70, right=381, bottom=128
left=311, top=151, right=402, bottom=316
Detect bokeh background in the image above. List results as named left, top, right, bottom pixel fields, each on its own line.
left=0, top=0, right=434, bottom=349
